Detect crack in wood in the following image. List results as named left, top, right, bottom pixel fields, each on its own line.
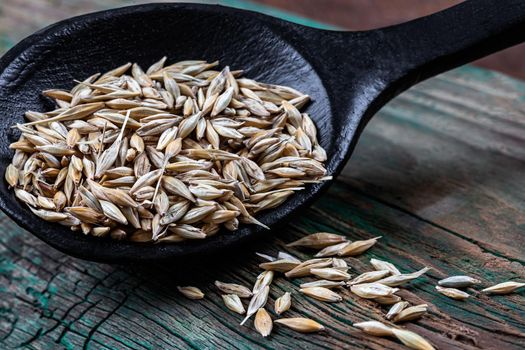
left=346, top=184, right=525, bottom=265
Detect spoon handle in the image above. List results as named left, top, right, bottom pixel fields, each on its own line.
left=379, top=0, right=525, bottom=93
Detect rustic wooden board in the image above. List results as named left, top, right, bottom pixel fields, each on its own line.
left=0, top=2, right=524, bottom=350
left=1, top=65, right=523, bottom=350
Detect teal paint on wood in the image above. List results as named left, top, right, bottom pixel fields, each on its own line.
left=0, top=0, right=337, bottom=55
left=219, top=0, right=340, bottom=29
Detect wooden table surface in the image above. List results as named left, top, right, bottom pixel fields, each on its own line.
left=1, top=2, right=524, bottom=350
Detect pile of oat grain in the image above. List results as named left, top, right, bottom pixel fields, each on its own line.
left=5, top=58, right=329, bottom=242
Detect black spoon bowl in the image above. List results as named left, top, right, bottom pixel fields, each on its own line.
left=0, top=1, right=524, bottom=262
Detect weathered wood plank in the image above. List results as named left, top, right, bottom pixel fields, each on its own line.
left=346, top=67, right=525, bottom=262
left=1, top=65, right=524, bottom=349
left=1, top=178, right=524, bottom=348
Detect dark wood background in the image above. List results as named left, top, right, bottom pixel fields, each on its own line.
left=1, top=0, right=523, bottom=79
left=254, top=0, right=525, bottom=79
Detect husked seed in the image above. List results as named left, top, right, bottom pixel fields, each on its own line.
left=177, top=286, right=205, bottom=300
left=385, top=301, right=409, bottom=320
left=338, top=237, right=381, bottom=257
left=274, top=318, right=324, bottom=333
left=482, top=281, right=525, bottom=295
left=241, top=286, right=269, bottom=326
left=276, top=251, right=300, bottom=262
left=375, top=267, right=430, bottom=287
left=5, top=164, right=19, bottom=187
left=222, top=294, right=245, bottom=315
left=350, top=283, right=398, bottom=299
left=370, top=258, right=401, bottom=275
left=393, top=304, right=428, bottom=323
left=331, top=258, right=348, bottom=270
left=300, top=280, right=346, bottom=289
left=300, top=287, right=342, bottom=302
left=438, top=275, right=481, bottom=288
left=284, top=258, right=333, bottom=279
left=287, top=232, right=347, bottom=249
left=254, top=308, right=272, bottom=337
left=310, top=268, right=351, bottom=281
left=29, top=207, right=68, bottom=222
left=314, top=242, right=351, bottom=257
left=253, top=271, right=274, bottom=295
left=353, top=321, right=394, bottom=336
left=373, top=294, right=403, bottom=305
left=391, top=328, right=435, bottom=350
left=215, top=281, right=252, bottom=298
left=350, top=270, right=390, bottom=285
left=259, top=259, right=300, bottom=273
left=435, top=286, right=470, bottom=300
left=274, top=292, right=291, bottom=314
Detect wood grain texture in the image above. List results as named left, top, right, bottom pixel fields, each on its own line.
left=0, top=65, right=524, bottom=349
left=0, top=1, right=524, bottom=349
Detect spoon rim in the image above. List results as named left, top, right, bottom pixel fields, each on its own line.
left=0, top=2, right=341, bottom=263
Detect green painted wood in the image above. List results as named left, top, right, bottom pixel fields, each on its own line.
left=0, top=0, right=335, bottom=56
left=1, top=1, right=524, bottom=349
